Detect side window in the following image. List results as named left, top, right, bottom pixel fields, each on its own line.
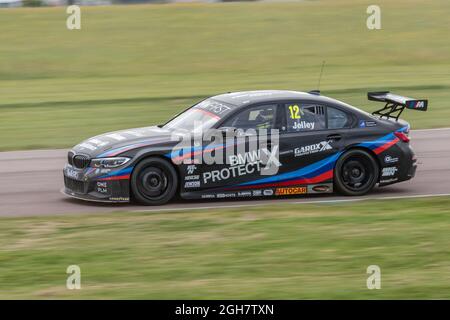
left=284, top=103, right=326, bottom=132
left=327, top=107, right=350, bottom=129
left=221, top=104, right=277, bottom=130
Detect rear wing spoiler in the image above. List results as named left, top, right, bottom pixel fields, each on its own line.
left=368, top=91, right=428, bottom=121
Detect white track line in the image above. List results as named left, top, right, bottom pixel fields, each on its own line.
left=413, top=127, right=450, bottom=132
left=133, top=193, right=450, bottom=213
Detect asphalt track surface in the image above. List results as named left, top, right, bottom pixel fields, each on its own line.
left=1, top=128, right=450, bottom=217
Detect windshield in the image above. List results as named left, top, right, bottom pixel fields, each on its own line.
left=163, top=99, right=235, bottom=132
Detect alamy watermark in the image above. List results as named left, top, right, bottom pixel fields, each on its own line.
left=66, top=265, right=81, bottom=290
left=366, top=265, right=381, bottom=289
left=66, top=5, right=81, bottom=30
left=170, top=123, right=281, bottom=178
left=366, top=5, right=381, bottom=30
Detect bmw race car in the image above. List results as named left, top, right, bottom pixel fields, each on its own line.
left=63, top=90, right=427, bottom=205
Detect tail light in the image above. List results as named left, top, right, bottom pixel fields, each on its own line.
left=395, top=131, right=410, bottom=143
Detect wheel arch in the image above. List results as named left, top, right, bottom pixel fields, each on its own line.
left=337, top=145, right=382, bottom=181
left=129, top=152, right=182, bottom=202
left=131, top=151, right=181, bottom=181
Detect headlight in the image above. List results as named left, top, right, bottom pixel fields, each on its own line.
left=90, top=157, right=131, bottom=168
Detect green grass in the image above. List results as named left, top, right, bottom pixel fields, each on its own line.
left=1, top=197, right=450, bottom=299
left=1, top=0, right=450, bottom=150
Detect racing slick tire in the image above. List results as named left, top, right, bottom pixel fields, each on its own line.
left=334, top=149, right=379, bottom=196
left=131, top=157, right=178, bottom=205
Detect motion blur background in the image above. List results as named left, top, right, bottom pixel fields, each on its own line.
left=0, top=0, right=449, bottom=299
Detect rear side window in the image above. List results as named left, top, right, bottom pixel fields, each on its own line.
left=284, top=104, right=326, bottom=132
left=327, top=107, right=350, bottom=129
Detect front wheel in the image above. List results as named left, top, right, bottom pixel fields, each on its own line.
left=334, top=149, right=379, bottom=196
left=131, top=157, right=178, bottom=205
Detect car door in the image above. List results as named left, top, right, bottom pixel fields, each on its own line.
left=276, top=102, right=349, bottom=191
left=196, top=103, right=279, bottom=194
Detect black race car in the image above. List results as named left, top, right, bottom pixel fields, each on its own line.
left=63, top=90, right=427, bottom=205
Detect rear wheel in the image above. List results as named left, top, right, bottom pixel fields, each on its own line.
left=131, top=157, right=178, bottom=205
left=334, top=149, right=379, bottom=196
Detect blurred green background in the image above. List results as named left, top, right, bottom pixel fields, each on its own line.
left=1, top=0, right=449, bottom=150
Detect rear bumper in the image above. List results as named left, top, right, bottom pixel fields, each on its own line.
left=379, top=144, right=417, bottom=186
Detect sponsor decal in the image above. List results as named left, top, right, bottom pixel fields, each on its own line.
left=96, top=181, right=108, bottom=194
left=408, top=100, right=427, bottom=111
left=197, top=100, right=232, bottom=115
left=109, top=197, right=129, bottom=201
left=293, top=121, right=315, bottom=130
left=95, top=168, right=112, bottom=174
left=97, top=167, right=133, bottom=181
left=415, top=101, right=425, bottom=109
left=66, top=168, right=80, bottom=179
left=184, top=181, right=200, bottom=188
left=203, top=147, right=281, bottom=184
left=228, top=148, right=279, bottom=166
left=237, top=191, right=252, bottom=197
left=229, top=150, right=258, bottom=166
left=275, top=187, right=307, bottom=196
left=311, top=185, right=330, bottom=193
left=252, top=190, right=262, bottom=196
left=279, top=149, right=294, bottom=156
left=263, top=189, right=274, bottom=196
left=384, top=155, right=399, bottom=164
left=359, top=120, right=377, bottom=128
left=294, top=141, right=332, bottom=157
left=217, top=193, right=236, bottom=199
left=203, top=162, right=262, bottom=184
left=187, top=165, right=197, bottom=175
left=185, top=175, right=200, bottom=181
left=382, top=167, right=398, bottom=177
left=307, top=184, right=333, bottom=194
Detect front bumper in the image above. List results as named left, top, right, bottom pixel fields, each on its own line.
left=62, top=165, right=132, bottom=203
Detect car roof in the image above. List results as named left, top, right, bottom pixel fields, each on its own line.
left=210, top=90, right=371, bottom=118
left=212, top=90, right=353, bottom=109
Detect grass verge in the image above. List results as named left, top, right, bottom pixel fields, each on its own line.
left=0, top=197, right=449, bottom=299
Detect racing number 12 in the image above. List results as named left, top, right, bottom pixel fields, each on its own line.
left=288, top=105, right=301, bottom=119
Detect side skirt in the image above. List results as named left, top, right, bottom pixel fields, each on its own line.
left=180, top=183, right=334, bottom=200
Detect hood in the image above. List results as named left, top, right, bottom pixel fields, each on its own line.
left=72, top=126, right=174, bottom=158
